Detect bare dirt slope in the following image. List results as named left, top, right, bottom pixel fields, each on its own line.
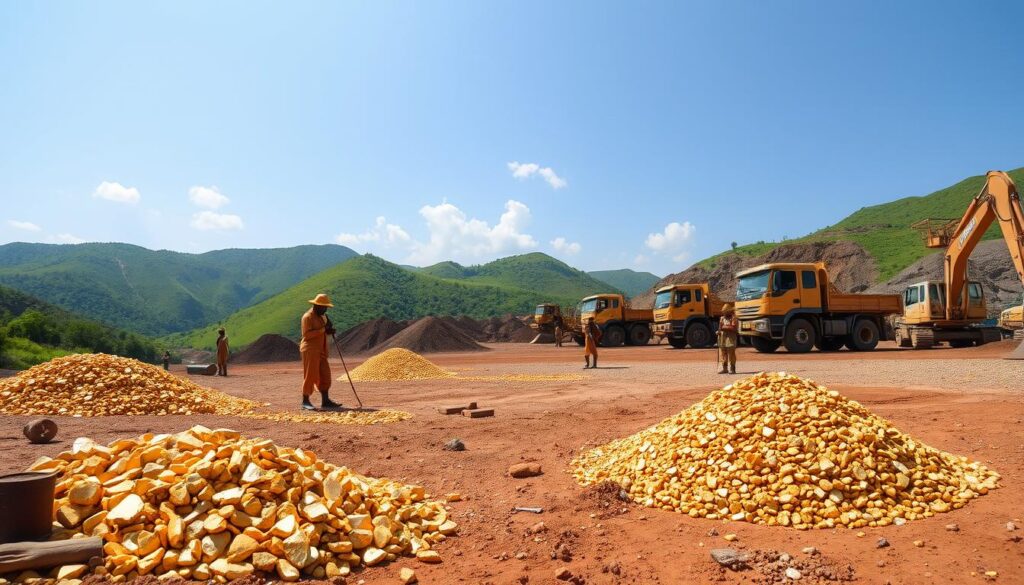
left=869, top=240, right=1023, bottom=315
left=635, top=241, right=878, bottom=307
left=1, top=343, right=1020, bottom=585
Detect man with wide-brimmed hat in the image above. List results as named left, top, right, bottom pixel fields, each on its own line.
left=300, top=293, right=341, bottom=410
left=718, top=303, right=739, bottom=374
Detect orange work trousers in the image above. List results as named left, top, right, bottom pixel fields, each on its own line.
left=301, top=350, right=332, bottom=396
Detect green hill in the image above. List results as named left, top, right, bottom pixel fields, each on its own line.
left=588, top=269, right=660, bottom=298
left=166, top=255, right=576, bottom=349
left=419, top=252, right=618, bottom=299
left=0, top=284, right=159, bottom=369
left=0, top=243, right=357, bottom=336
left=695, top=168, right=1024, bottom=282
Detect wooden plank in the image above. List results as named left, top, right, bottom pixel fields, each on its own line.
left=437, top=402, right=477, bottom=415
left=462, top=408, right=494, bottom=418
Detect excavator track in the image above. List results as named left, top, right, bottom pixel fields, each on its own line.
left=910, top=328, right=935, bottom=349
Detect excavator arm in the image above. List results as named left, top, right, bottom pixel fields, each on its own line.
left=942, top=171, right=1024, bottom=320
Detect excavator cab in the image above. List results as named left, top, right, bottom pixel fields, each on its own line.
left=902, top=280, right=986, bottom=326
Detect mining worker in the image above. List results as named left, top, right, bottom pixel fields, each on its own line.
left=161, top=351, right=171, bottom=371
left=215, top=328, right=229, bottom=376
left=553, top=314, right=564, bottom=348
left=718, top=304, right=738, bottom=374
left=300, top=293, right=341, bottom=410
left=583, top=317, right=601, bottom=369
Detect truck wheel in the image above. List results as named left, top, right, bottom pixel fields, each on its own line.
left=750, top=336, right=781, bottom=353
left=685, top=322, right=713, bottom=348
left=627, top=324, right=652, bottom=346
left=668, top=337, right=687, bottom=349
left=816, top=337, right=845, bottom=352
left=602, top=325, right=625, bottom=347
left=784, top=319, right=816, bottom=353
left=573, top=335, right=585, bottom=347
left=848, top=319, right=880, bottom=351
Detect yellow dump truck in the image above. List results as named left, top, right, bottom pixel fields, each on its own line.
left=651, top=283, right=726, bottom=348
left=575, top=293, right=653, bottom=346
left=735, top=262, right=901, bottom=353
left=998, top=295, right=1023, bottom=335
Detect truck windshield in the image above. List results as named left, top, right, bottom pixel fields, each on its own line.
left=580, top=299, right=598, bottom=313
left=535, top=306, right=552, bottom=315
left=737, top=271, right=770, bottom=301
left=654, top=291, right=673, bottom=309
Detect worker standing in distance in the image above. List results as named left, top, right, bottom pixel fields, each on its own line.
left=162, top=350, right=171, bottom=371
left=718, top=304, right=738, bottom=374
left=215, top=328, right=229, bottom=376
left=300, top=293, right=341, bottom=410
left=584, top=316, right=601, bottom=369
left=553, top=313, right=564, bottom=348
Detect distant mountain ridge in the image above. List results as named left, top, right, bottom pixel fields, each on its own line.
left=588, top=269, right=660, bottom=298
left=418, top=252, right=619, bottom=299
left=166, top=254, right=586, bottom=349
left=0, top=242, right=357, bottom=336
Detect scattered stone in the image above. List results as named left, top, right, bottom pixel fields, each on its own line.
left=515, top=552, right=527, bottom=560
left=785, top=567, right=802, bottom=580
left=555, top=567, right=572, bottom=581
left=801, top=547, right=818, bottom=555
left=509, top=463, right=543, bottom=478
left=985, top=571, right=998, bottom=578
left=723, top=533, right=738, bottom=542
left=945, top=523, right=960, bottom=532
left=22, top=418, right=58, bottom=444
left=528, top=522, right=547, bottom=534
left=1007, top=522, right=1017, bottom=531
left=779, top=553, right=791, bottom=563
left=710, top=548, right=747, bottom=571
left=399, top=567, right=417, bottom=584
left=707, top=528, right=719, bottom=536
left=443, top=438, right=466, bottom=451
left=876, top=538, right=890, bottom=548
left=913, top=540, right=924, bottom=547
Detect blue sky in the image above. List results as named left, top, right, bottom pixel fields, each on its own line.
left=2, top=1, right=1023, bottom=276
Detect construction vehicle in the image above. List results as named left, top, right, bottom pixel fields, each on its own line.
left=574, top=293, right=653, bottom=346
left=651, top=283, right=726, bottom=348
left=998, top=295, right=1023, bottom=336
left=894, top=171, right=1024, bottom=350
left=530, top=303, right=578, bottom=343
left=735, top=262, right=901, bottom=353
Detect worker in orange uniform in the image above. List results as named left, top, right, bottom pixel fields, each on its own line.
left=718, top=304, right=738, bottom=374
left=215, top=328, right=229, bottom=376
left=300, top=293, right=341, bottom=410
left=583, top=317, right=602, bottom=369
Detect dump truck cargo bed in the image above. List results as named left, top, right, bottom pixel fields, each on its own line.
left=827, top=291, right=902, bottom=314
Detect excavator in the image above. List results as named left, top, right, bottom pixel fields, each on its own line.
left=894, top=171, right=1024, bottom=358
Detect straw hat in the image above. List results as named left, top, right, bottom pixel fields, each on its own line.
left=722, top=303, right=734, bottom=313
left=308, top=293, right=334, bottom=307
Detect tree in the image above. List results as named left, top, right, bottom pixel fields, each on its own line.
left=731, top=241, right=738, bottom=252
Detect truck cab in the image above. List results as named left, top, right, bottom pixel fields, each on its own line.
left=736, top=262, right=900, bottom=353
left=577, top=293, right=653, bottom=347
left=651, top=283, right=724, bottom=348
left=901, top=280, right=987, bottom=326
left=531, top=303, right=560, bottom=331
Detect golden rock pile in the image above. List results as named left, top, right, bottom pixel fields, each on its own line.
left=571, top=372, right=1000, bottom=529
left=340, top=349, right=454, bottom=382
left=31, top=426, right=455, bottom=582
left=0, top=354, right=256, bottom=416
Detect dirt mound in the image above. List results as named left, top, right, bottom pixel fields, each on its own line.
left=441, top=315, right=488, bottom=341
left=572, top=372, right=999, bottom=529
left=869, top=240, right=1022, bottom=316
left=232, top=334, right=300, bottom=364
left=634, top=241, right=878, bottom=308
left=337, top=317, right=408, bottom=354
left=372, top=316, right=487, bottom=353
left=479, top=314, right=535, bottom=342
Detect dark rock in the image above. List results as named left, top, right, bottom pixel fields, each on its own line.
left=710, top=548, right=748, bottom=571
left=443, top=438, right=466, bottom=452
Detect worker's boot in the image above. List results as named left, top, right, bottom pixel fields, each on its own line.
left=584, top=357, right=590, bottom=369
left=320, top=391, right=342, bottom=410
left=729, top=365, right=736, bottom=374
left=592, top=357, right=598, bottom=369
left=718, top=364, right=728, bottom=374
left=301, top=396, right=316, bottom=411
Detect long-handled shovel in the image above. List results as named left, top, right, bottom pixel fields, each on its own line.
left=331, top=334, right=363, bottom=408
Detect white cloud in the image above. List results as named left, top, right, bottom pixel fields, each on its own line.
left=633, top=254, right=649, bottom=266
left=93, top=181, right=140, bottom=204
left=7, top=220, right=41, bottom=232
left=190, top=211, right=244, bottom=231
left=408, top=199, right=538, bottom=264
left=550, top=236, right=581, bottom=255
left=645, top=221, right=696, bottom=262
left=54, top=233, right=86, bottom=244
left=336, top=216, right=411, bottom=248
left=188, top=186, right=230, bottom=209
left=507, top=161, right=567, bottom=189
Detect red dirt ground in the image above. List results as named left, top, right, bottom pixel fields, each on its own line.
left=1, top=342, right=1022, bottom=585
